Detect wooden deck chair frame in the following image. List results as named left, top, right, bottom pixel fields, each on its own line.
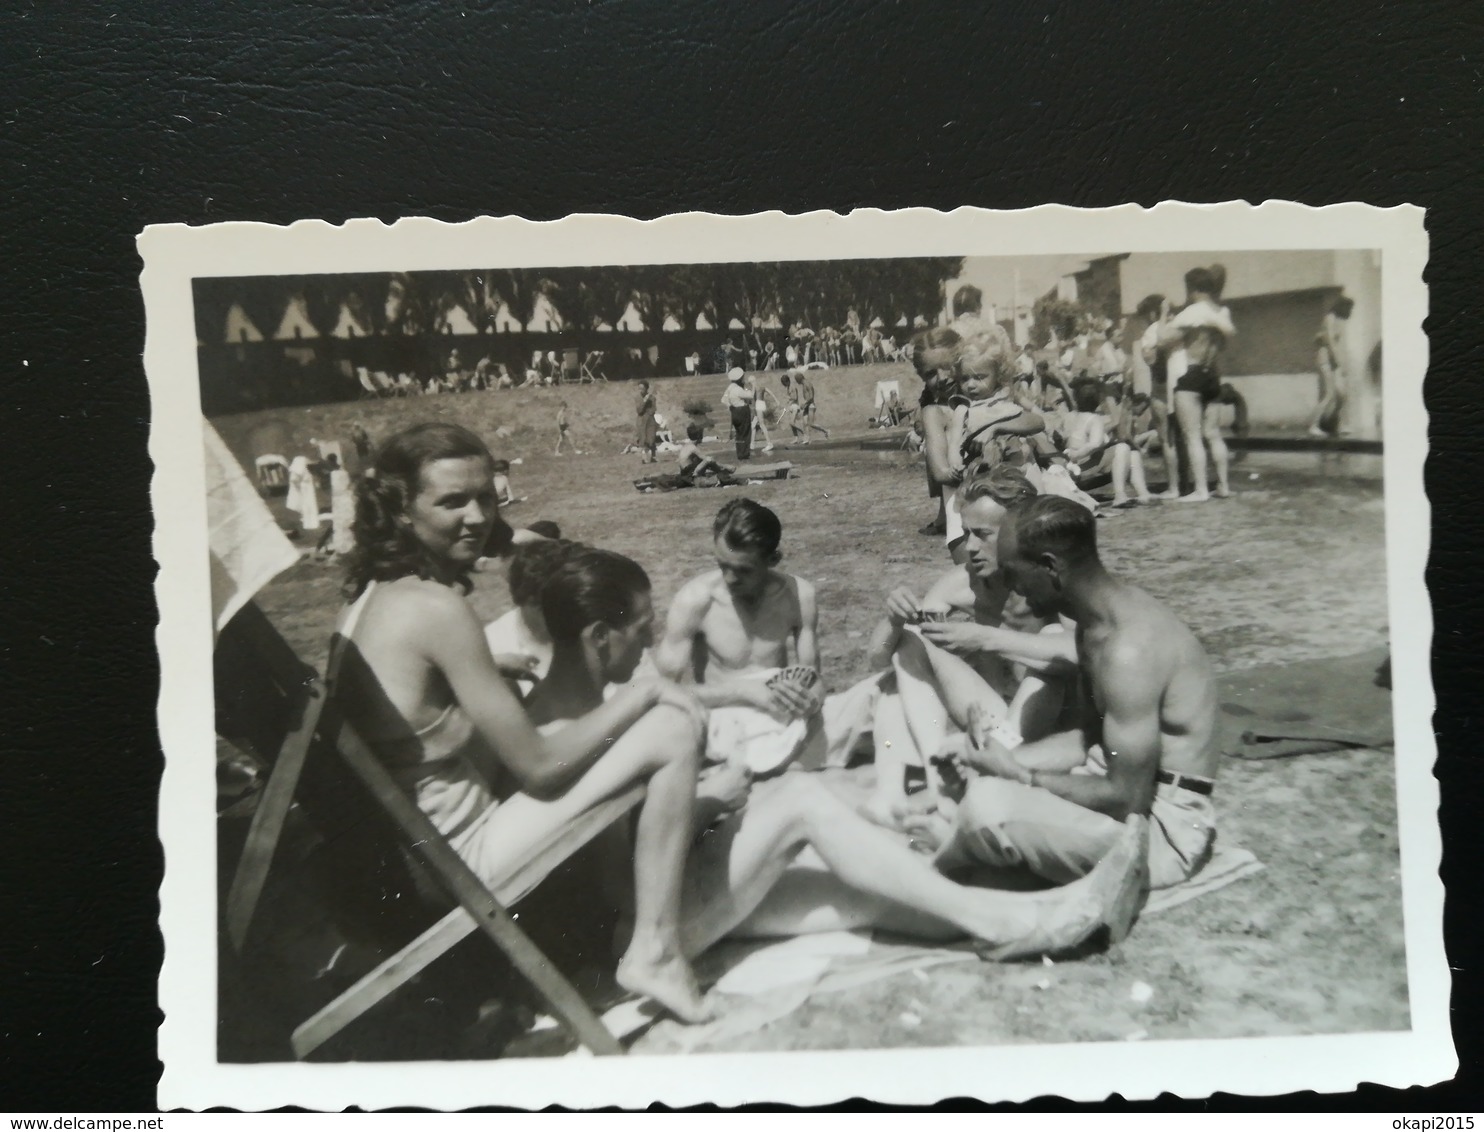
left=580, top=354, right=608, bottom=384
left=220, top=600, right=641, bottom=1059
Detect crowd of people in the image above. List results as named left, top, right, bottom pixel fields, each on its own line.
left=356, top=348, right=618, bottom=399
left=699, top=315, right=914, bottom=377
left=317, top=383, right=1225, bottom=1025
left=911, top=274, right=1264, bottom=550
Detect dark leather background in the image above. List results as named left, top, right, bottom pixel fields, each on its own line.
left=1, top=0, right=1478, bottom=1112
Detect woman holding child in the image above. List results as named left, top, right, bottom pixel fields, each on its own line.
left=332, top=422, right=1145, bottom=1025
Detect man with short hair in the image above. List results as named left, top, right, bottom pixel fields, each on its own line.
left=864, top=467, right=1072, bottom=818
left=655, top=498, right=823, bottom=774
left=924, top=495, right=1219, bottom=890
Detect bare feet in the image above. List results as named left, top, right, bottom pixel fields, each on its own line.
left=616, top=949, right=714, bottom=1024
left=1176, top=491, right=1210, bottom=503
left=1213, top=486, right=1232, bottom=498
left=1154, top=488, right=1180, bottom=500
left=899, top=805, right=955, bottom=857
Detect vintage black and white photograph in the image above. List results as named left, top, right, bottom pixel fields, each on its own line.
left=144, top=205, right=1445, bottom=1109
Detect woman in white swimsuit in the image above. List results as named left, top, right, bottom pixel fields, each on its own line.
left=331, top=422, right=713, bottom=1023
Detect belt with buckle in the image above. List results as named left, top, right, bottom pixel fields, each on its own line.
left=1156, top=769, right=1214, bottom=796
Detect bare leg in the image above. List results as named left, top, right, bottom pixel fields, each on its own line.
left=1128, top=448, right=1152, bottom=502
left=1157, top=409, right=1180, bottom=498
left=1203, top=404, right=1231, bottom=497
left=681, top=775, right=1148, bottom=958
left=1174, top=391, right=1208, bottom=502
left=753, top=413, right=774, bottom=452
left=1006, top=672, right=1064, bottom=742
left=897, top=629, right=1010, bottom=737
left=464, top=703, right=711, bottom=1022
left=1109, top=442, right=1132, bottom=505
left=616, top=706, right=713, bottom=1021
left=1307, top=359, right=1338, bottom=435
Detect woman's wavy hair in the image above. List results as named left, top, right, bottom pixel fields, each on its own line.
left=342, top=421, right=493, bottom=598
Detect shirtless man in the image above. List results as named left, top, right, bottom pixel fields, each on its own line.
left=863, top=467, right=1073, bottom=817
left=925, top=494, right=1218, bottom=890
left=655, top=498, right=822, bottom=773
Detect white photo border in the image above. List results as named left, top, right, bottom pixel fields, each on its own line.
left=142, top=203, right=1447, bottom=1110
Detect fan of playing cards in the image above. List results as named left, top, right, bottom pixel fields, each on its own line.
left=767, top=665, right=825, bottom=715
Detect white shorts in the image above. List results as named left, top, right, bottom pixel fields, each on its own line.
left=944, top=488, right=964, bottom=545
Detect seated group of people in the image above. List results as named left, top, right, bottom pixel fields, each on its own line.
left=331, top=421, right=1221, bottom=1025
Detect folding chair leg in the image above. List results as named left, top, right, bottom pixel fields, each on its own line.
left=292, top=907, right=476, bottom=1058
left=289, top=782, right=643, bottom=1056
left=332, top=724, right=626, bottom=1056
left=224, top=713, right=316, bottom=953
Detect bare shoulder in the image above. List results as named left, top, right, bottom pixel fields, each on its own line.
left=929, top=564, right=975, bottom=609
left=1106, top=585, right=1203, bottom=676
left=788, top=571, right=816, bottom=605
left=359, top=576, right=480, bottom=650
left=380, top=575, right=472, bottom=620
left=670, top=571, right=720, bottom=621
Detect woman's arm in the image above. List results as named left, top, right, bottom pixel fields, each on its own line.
left=987, top=409, right=1045, bottom=437
left=921, top=404, right=959, bottom=487
left=946, top=405, right=969, bottom=473
left=420, top=589, right=661, bottom=798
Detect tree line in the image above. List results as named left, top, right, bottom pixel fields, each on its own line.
left=192, top=257, right=966, bottom=343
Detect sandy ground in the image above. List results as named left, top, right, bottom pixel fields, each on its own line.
left=216, top=365, right=1405, bottom=1054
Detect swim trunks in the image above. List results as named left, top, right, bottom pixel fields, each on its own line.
left=1174, top=362, right=1222, bottom=405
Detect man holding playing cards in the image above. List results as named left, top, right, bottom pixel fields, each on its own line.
left=655, top=498, right=825, bottom=777
left=861, top=464, right=1075, bottom=822
left=918, top=494, right=1220, bottom=891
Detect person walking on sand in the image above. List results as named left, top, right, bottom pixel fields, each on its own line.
left=747, top=374, right=778, bottom=454
left=554, top=400, right=581, bottom=456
